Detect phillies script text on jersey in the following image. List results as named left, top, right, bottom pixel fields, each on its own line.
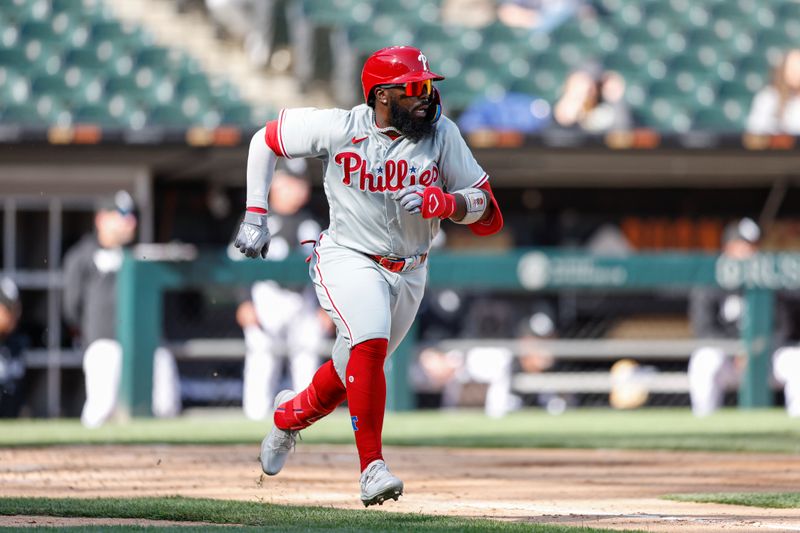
left=334, top=151, right=439, bottom=192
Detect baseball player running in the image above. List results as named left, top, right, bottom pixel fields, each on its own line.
left=234, top=46, right=503, bottom=506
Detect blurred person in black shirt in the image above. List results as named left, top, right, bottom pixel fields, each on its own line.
left=63, top=191, right=181, bottom=427
left=0, top=277, right=25, bottom=417
left=688, top=218, right=799, bottom=416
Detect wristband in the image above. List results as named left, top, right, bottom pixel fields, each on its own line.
left=422, top=186, right=456, bottom=220
left=452, top=188, right=487, bottom=225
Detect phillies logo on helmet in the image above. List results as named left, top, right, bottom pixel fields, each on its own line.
left=334, top=151, right=439, bottom=192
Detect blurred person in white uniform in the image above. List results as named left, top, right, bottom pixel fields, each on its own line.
left=413, top=302, right=557, bottom=418
left=234, top=159, right=331, bottom=420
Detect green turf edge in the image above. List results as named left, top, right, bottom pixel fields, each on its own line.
left=0, top=496, right=638, bottom=532
left=663, top=492, right=800, bottom=509
left=2, top=409, right=800, bottom=453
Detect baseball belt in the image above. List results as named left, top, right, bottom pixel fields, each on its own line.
left=366, top=252, right=428, bottom=273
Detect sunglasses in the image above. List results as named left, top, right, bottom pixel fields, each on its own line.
left=382, top=79, right=433, bottom=97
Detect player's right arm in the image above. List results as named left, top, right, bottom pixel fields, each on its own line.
left=235, top=126, right=277, bottom=258
left=236, top=108, right=341, bottom=258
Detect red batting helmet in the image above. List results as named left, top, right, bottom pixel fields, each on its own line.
left=361, top=46, right=445, bottom=103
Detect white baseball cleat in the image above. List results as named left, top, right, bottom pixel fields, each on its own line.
left=360, top=459, right=404, bottom=507
left=259, top=389, right=298, bottom=476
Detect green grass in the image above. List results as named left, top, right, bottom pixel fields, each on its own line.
left=1, top=408, right=799, bottom=453
left=0, top=496, right=627, bottom=532
left=665, top=492, right=800, bottom=509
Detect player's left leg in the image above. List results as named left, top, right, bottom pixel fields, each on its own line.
left=261, top=354, right=346, bottom=475
left=352, top=263, right=427, bottom=506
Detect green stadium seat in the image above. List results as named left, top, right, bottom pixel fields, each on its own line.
left=780, top=18, right=800, bottom=41
left=643, top=17, right=674, bottom=41
left=19, top=20, right=65, bottom=49
left=711, top=3, right=750, bottom=24
left=219, top=103, right=255, bottom=126
left=692, top=107, right=739, bottom=132
left=7, top=0, right=51, bottom=23
left=641, top=98, right=692, bottom=132
left=175, top=73, right=214, bottom=101
left=31, top=73, right=72, bottom=98
left=616, top=2, right=646, bottom=27
left=736, top=56, right=771, bottom=93
left=371, top=0, right=437, bottom=24
left=778, top=2, right=800, bottom=20
left=346, top=18, right=414, bottom=53
left=301, top=0, right=373, bottom=26
left=50, top=0, right=94, bottom=18
left=717, top=81, right=752, bottom=102
left=134, top=47, right=172, bottom=71
left=529, top=69, right=564, bottom=103
left=146, top=104, right=191, bottom=127
left=0, top=48, right=29, bottom=69
left=0, top=72, right=30, bottom=106
left=480, top=21, right=529, bottom=47
left=0, top=103, right=45, bottom=125
left=718, top=96, right=748, bottom=127
left=603, top=52, right=638, bottom=75
left=73, top=103, right=120, bottom=127
left=63, top=47, right=107, bottom=74
left=643, top=3, right=686, bottom=28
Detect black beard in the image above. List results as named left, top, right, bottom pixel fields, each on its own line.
left=389, top=100, right=434, bottom=142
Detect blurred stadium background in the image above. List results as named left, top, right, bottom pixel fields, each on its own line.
left=3, top=0, right=800, bottom=419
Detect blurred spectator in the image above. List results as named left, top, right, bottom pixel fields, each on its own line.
left=497, top=0, right=586, bottom=33
left=746, top=49, right=800, bottom=135
left=232, top=159, right=332, bottom=421
left=63, top=191, right=181, bottom=428
left=687, top=217, right=800, bottom=417
left=205, top=0, right=274, bottom=68
left=457, top=92, right=552, bottom=134
left=0, top=277, right=26, bottom=417
left=412, top=301, right=559, bottom=418
left=554, top=66, right=632, bottom=132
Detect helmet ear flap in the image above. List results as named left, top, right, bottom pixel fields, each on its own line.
left=426, top=86, right=442, bottom=124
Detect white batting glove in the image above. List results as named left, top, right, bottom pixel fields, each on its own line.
left=392, top=184, right=426, bottom=214
left=234, top=211, right=271, bottom=258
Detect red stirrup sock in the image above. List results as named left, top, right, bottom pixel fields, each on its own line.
left=345, top=338, right=389, bottom=471
left=274, top=359, right=346, bottom=431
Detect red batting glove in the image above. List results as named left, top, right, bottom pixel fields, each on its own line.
left=421, top=186, right=456, bottom=219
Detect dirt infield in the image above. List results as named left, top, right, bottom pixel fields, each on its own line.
left=2, top=444, right=800, bottom=531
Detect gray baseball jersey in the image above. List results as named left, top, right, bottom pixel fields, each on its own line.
left=271, top=104, right=489, bottom=257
